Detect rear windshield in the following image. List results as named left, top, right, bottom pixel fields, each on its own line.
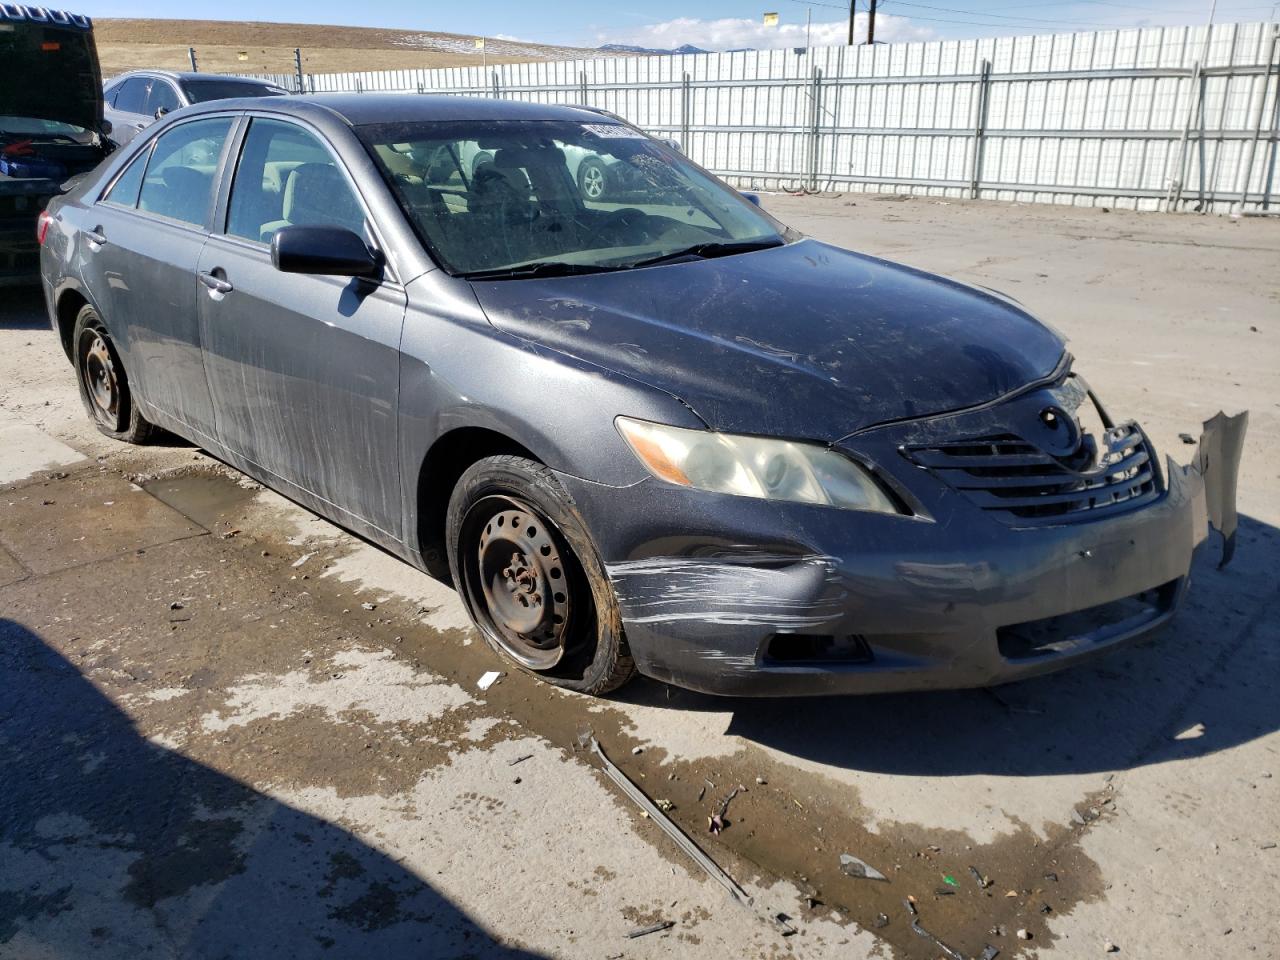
left=181, top=80, right=288, bottom=103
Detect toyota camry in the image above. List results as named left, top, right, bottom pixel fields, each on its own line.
left=39, top=95, right=1246, bottom=696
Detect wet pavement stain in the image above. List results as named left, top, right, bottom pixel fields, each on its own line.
left=7, top=465, right=1114, bottom=957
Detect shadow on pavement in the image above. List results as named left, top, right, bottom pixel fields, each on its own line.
left=614, top=515, right=1280, bottom=778
left=0, top=618, right=547, bottom=959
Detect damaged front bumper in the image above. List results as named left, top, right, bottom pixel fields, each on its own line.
left=558, top=412, right=1248, bottom=697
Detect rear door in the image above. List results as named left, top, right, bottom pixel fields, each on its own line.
left=197, top=115, right=406, bottom=539
left=80, top=115, right=237, bottom=441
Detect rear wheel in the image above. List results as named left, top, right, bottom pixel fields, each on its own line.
left=72, top=304, right=154, bottom=444
left=446, top=455, right=635, bottom=695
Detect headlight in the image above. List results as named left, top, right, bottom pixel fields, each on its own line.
left=615, top=417, right=901, bottom=514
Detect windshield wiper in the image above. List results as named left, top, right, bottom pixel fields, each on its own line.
left=623, top=238, right=785, bottom=269
left=464, top=260, right=621, bottom=281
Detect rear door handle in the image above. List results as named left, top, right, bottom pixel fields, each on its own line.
left=85, top=227, right=106, bottom=247
left=198, top=271, right=233, bottom=295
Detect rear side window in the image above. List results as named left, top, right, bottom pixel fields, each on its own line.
left=226, top=118, right=365, bottom=244
left=145, top=81, right=181, bottom=116
left=103, top=82, right=121, bottom=108
left=137, top=117, right=233, bottom=227
left=113, top=77, right=150, bottom=114
left=102, top=148, right=150, bottom=208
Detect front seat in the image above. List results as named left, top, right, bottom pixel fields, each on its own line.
left=260, top=162, right=364, bottom=242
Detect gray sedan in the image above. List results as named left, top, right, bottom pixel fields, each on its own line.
left=38, top=95, right=1245, bottom=696
left=103, top=70, right=288, bottom=145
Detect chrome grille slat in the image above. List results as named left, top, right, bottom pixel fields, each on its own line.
left=904, top=422, right=1161, bottom=524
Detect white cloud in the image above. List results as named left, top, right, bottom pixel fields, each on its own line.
left=595, top=14, right=934, bottom=52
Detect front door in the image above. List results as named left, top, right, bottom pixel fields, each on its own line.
left=197, top=117, right=406, bottom=541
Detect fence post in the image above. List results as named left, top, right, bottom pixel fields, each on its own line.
left=969, top=59, right=991, bottom=200
left=491, top=69, right=500, bottom=99
left=1236, top=23, right=1279, bottom=212
left=294, top=48, right=304, bottom=94
left=808, top=67, right=824, bottom=192
left=579, top=70, right=588, bottom=106
left=681, top=72, right=691, bottom=153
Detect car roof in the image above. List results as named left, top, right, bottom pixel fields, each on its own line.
left=109, top=69, right=285, bottom=85
left=178, top=94, right=625, bottom=127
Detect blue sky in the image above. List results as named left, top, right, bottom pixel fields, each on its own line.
left=77, top=0, right=1280, bottom=48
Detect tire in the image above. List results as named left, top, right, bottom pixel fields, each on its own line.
left=577, top=157, right=611, bottom=201
left=446, top=455, right=636, bottom=695
left=471, top=151, right=494, bottom=179
left=72, top=303, right=155, bottom=444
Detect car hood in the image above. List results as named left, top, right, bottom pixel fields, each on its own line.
left=0, top=17, right=103, bottom=133
left=471, top=238, right=1066, bottom=440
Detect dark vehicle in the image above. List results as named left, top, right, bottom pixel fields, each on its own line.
left=1, top=6, right=112, bottom=285
left=39, top=96, right=1246, bottom=697
left=103, top=70, right=288, bottom=146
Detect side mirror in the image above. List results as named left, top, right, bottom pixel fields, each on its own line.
left=271, top=225, right=382, bottom=278
left=100, top=119, right=113, bottom=135
left=661, top=137, right=683, bottom=155
left=154, top=106, right=169, bottom=120
left=741, top=191, right=762, bottom=207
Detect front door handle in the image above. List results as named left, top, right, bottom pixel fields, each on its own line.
left=198, top=271, right=233, bottom=295
left=85, top=227, right=106, bottom=247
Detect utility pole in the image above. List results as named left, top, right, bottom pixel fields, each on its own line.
left=188, top=46, right=197, bottom=72
left=866, top=0, right=877, bottom=44
left=847, top=0, right=856, bottom=45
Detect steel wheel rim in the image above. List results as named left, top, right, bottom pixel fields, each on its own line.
left=466, top=496, right=574, bottom=670
left=582, top=164, right=605, bottom=199
left=83, top=332, right=119, bottom=426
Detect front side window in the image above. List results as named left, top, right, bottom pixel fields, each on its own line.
left=226, top=118, right=365, bottom=244
left=357, top=119, right=788, bottom=277
left=137, top=117, right=233, bottom=227
left=144, top=80, right=181, bottom=116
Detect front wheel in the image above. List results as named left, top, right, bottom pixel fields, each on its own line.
left=72, top=304, right=154, bottom=444
left=446, top=455, right=635, bottom=695
left=577, top=158, right=611, bottom=201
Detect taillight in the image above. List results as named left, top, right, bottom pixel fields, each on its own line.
left=36, top=210, right=53, bottom=246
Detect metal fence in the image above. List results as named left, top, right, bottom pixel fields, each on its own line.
left=248, top=21, right=1280, bottom=213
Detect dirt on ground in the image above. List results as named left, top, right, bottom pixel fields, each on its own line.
left=1, top=194, right=1278, bottom=959
left=94, top=18, right=614, bottom=78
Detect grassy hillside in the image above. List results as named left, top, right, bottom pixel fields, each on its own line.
left=94, top=19, right=614, bottom=78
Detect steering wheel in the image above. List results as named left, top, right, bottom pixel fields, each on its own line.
left=581, top=208, right=650, bottom=246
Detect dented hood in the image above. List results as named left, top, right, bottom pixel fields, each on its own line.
left=471, top=238, right=1066, bottom=440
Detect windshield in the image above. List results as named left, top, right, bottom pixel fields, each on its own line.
left=181, top=79, right=288, bottom=103
left=357, top=119, right=788, bottom=277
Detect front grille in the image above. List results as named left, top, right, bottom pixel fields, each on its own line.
left=904, top=422, right=1160, bottom=524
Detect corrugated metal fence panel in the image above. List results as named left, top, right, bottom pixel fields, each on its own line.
left=239, top=21, right=1280, bottom=211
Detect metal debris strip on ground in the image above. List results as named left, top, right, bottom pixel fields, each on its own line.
left=590, top=737, right=752, bottom=908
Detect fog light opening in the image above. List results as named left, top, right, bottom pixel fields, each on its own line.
left=763, top=634, right=873, bottom=665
